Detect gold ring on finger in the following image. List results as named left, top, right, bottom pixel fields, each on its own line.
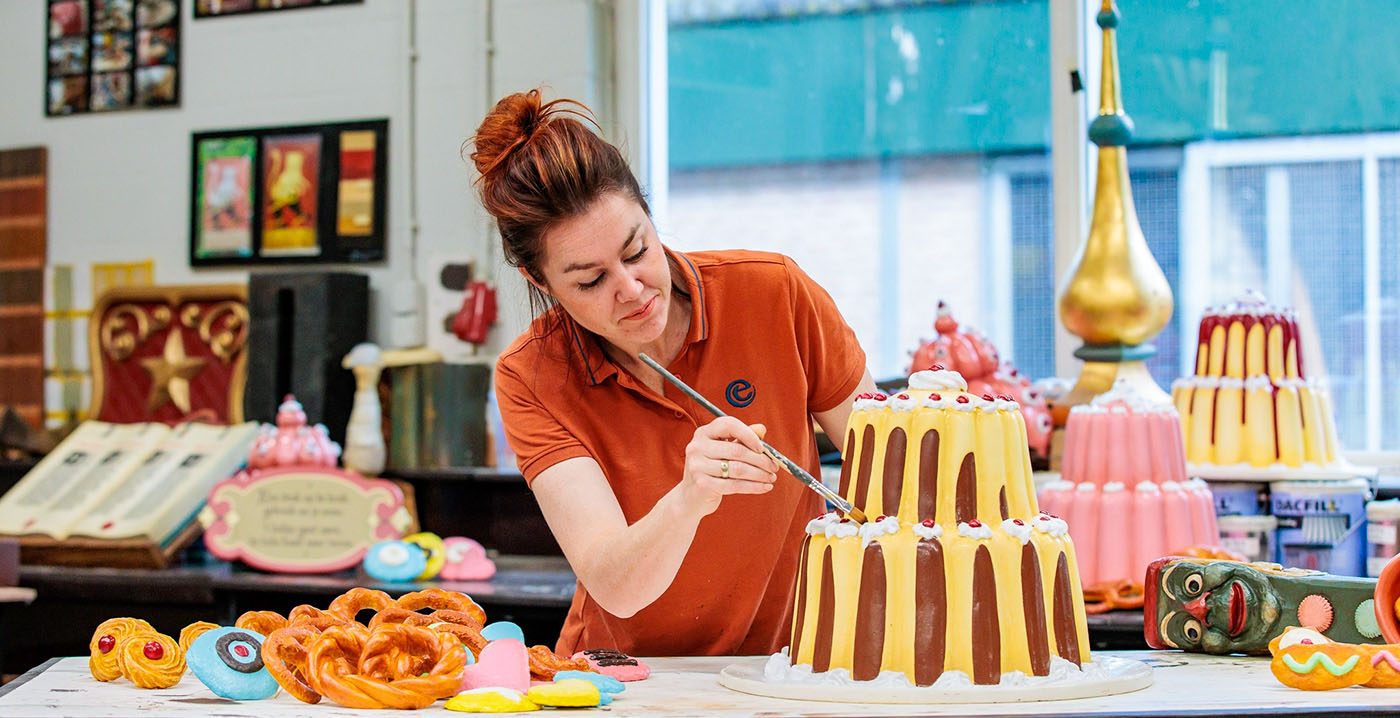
left=720, top=460, right=729, bottom=479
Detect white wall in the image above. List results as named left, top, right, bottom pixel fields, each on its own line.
left=1, top=0, right=623, bottom=369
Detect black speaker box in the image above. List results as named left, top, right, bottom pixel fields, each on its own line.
left=244, top=272, right=369, bottom=447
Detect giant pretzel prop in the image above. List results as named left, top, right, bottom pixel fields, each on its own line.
left=259, top=587, right=588, bottom=708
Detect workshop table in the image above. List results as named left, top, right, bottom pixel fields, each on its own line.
left=1, top=651, right=1398, bottom=717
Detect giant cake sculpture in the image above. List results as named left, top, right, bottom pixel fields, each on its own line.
left=1170, top=291, right=1346, bottom=476
left=1039, top=381, right=1219, bottom=596
left=783, top=367, right=1091, bottom=686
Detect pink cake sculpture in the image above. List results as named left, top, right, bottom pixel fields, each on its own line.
left=247, top=395, right=341, bottom=471
left=908, top=300, right=1053, bottom=458
left=1037, top=380, right=1219, bottom=591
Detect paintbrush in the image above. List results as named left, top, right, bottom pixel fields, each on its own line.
left=637, top=353, right=867, bottom=524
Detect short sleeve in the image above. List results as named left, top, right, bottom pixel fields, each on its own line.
left=494, top=356, right=593, bottom=486
left=782, top=256, right=867, bottom=413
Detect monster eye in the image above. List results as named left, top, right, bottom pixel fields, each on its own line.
left=1183, top=574, right=1204, bottom=595
left=1182, top=619, right=1202, bottom=643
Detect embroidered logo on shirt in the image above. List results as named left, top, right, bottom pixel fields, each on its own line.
left=726, top=379, right=755, bottom=408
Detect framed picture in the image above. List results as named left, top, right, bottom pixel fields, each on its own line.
left=189, top=119, right=387, bottom=267
left=46, top=0, right=180, bottom=117
left=194, top=0, right=361, bottom=19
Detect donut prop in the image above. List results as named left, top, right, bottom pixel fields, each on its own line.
left=117, top=631, right=186, bottom=689
left=89, top=617, right=155, bottom=682
left=187, top=627, right=280, bottom=700
left=178, top=621, right=220, bottom=656
left=261, top=625, right=323, bottom=704
left=306, top=623, right=467, bottom=709
left=403, top=531, right=446, bottom=580
left=441, top=536, right=497, bottom=581
left=572, top=648, right=650, bottom=681
left=364, top=539, right=428, bottom=582
left=235, top=610, right=288, bottom=636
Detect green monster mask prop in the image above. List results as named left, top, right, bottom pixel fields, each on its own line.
left=1144, top=557, right=1380, bottom=655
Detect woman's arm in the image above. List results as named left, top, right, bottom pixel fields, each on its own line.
left=811, top=369, right=878, bottom=448
left=530, top=416, right=779, bottom=618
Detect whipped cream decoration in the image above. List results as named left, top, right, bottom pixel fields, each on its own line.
left=957, top=520, right=994, bottom=540
left=1089, top=378, right=1174, bottom=414
left=993, top=396, right=1020, bottom=411
left=1244, top=375, right=1273, bottom=392
left=1277, top=377, right=1308, bottom=390
left=1075, top=482, right=1096, bottom=493
left=1161, top=480, right=1183, bottom=492
left=805, top=512, right=841, bottom=536
left=1103, top=481, right=1126, bottom=493
left=887, top=393, right=919, bottom=412
left=1218, top=376, right=1245, bottom=389
left=858, top=514, right=900, bottom=547
left=908, top=368, right=968, bottom=392
left=1203, top=289, right=1294, bottom=319
left=1033, top=513, right=1069, bottom=537
left=1045, top=479, right=1075, bottom=492
left=912, top=518, right=943, bottom=541
left=1001, top=518, right=1033, bottom=545
left=951, top=395, right=977, bottom=412
left=824, top=518, right=859, bottom=540
left=852, top=392, right=887, bottom=411
left=1135, top=481, right=1161, bottom=493
left=1185, top=477, right=1210, bottom=491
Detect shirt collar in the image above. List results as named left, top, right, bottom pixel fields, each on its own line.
left=568, top=246, right=709, bottom=387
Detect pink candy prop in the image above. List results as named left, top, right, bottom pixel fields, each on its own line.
left=460, top=638, right=530, bottom=693
left=440, top=537, right=497, bottom=581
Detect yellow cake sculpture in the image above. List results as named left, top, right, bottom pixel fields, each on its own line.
left=784, top=367, right=1091, bottom=686
left=1170, top=291, right=1343, bottom=474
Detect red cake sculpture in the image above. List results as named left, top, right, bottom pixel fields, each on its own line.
left=908, top=301, right=1052, bottom=458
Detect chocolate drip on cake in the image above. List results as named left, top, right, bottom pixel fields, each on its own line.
left=852, top=543, right=887, bottom=680
left=789, top=536, right=811, bottom=664
left=999, top=486, right=1009, bottom=522
left=838, top=428, right=855, bottom=497
left=811, top=547, right=836, bottom=673
left=955, top=453, right=977, bottom=524
left=971, top=545, right=1001, bottom=685
left=1021, top=543, right=1050, bottom=676
left=882, top=428, right=906, bottom=517
left=914, top=538, right=945, bottom=686
left=918, top=430, right=939, bottom=520
left=853, top=425, right=876, bottom=514
left=1053, top=552, right=1082, bottom=666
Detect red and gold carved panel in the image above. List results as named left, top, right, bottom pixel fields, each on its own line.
left=89, top=284, right=248, bottom=424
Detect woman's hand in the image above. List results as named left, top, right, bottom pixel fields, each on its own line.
left=680, top=416, right=781, bottom=516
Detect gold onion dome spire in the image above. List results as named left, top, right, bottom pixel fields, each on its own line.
left=1055, top=0, right=1174, bottom=411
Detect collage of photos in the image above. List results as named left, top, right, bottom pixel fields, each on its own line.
left=47, top=0, right=180, bottom=116
left=190, top=119, right=387, bottom=266
left=193, top=0, right=360, bottom=19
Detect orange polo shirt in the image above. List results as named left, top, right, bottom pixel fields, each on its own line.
left=494, top=248, right=866, bottom=657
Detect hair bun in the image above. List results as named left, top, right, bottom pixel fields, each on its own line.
left=469, top=88, right=599, bottom=184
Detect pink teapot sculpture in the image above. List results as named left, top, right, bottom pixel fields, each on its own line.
left=247, top=395, right=342, bottom=471
left=908, top=301, right=1053, bottom=458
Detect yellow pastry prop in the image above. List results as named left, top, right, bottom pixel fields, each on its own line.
left=1269, top=628, right=1372, bottom=690
left=117, top=631, right=186, bottom=689
left=178, top=621, right=220, bottom=656
left=88, top=617, right=155, bottom=682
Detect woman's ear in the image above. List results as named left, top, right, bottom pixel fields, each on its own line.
left=518, top=266, right=549, bottom=296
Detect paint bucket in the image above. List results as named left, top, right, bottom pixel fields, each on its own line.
left=1270, top=479, right=1371, bottom=577
left=1367, top=499, right=1400, bottom=578
left=1207, top=481, right=1266, bottom=516
left=1216, top=514, right=1277, bottom=564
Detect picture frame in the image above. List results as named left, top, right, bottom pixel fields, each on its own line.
left=189, top=119, right=388, bottom=267
left=193, top=0, right=361, bottom=19
left=46, top=0, right=181, bottom=117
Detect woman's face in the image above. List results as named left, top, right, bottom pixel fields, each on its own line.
left=533, top=192, right=672, bottom=350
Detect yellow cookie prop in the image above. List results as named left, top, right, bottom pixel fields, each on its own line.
left=1271, top=642, right=1372, bottom=691
left=89, top=617, right=155, bottom=682
left=1363, top=645, right=1400, bottom=688
left=527, top=678, right=601, bottom=707
left=179, top=621, right=221, bottom=656
left=405, top=532, right=446, bottom=580
left=445, top=687, right=541, bottom=713
left=117, top=632, right=186, bottom=689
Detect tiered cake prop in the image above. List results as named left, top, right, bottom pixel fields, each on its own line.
left=908, top=301, right=1053, bottom=460
left=1170, top=291, right=1350, bottom=478
left=775, top=366, right=1113, bottom=691
left=1039, top=381, right=1219, bottom=611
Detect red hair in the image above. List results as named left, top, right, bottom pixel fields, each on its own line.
left=469, top=89, right=650, bottom=309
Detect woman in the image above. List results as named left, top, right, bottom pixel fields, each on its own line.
left=472, top=89, right=876, bottom=657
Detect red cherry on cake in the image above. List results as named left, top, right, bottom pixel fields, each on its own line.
left=982, top=393, right=994, bottom=401
left=872, top=393, right=887, bottom=401
left=967, top=519, right=983, bottom=528
left=1013, top=519, right=1025, bottom=525
left=930, top=393, right=942, bottom=401
left=143, top=641, right=164, bottom=661
left=956, top=395, right=970, bottom=404
left=921, top=518, right=935, bottom=528
left=98, top=635, right=115, bottom=654
left=897, top=393, right=909, bottom=400
left=929, top=364, right=945, bottom=371
left=998, top=394, right=1013, bottom=401
left=839, top=518, right=851, bottom=524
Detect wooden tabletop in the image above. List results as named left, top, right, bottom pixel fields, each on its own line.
left=1, top=651, right=1398, bottom=717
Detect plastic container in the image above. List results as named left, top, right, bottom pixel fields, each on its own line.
left=1208, top=481, right=1266, bottom=516
left=1270, top=478, right=1371, bottom=576
left=1216, top=514, right=1277, bottom=564
left=1367, top=499, right=1400, bottom=578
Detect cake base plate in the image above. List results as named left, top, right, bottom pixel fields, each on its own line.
left=717, top=655, right=1153, bottom=704
left=1189, top=462, right=1377, bottom=482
